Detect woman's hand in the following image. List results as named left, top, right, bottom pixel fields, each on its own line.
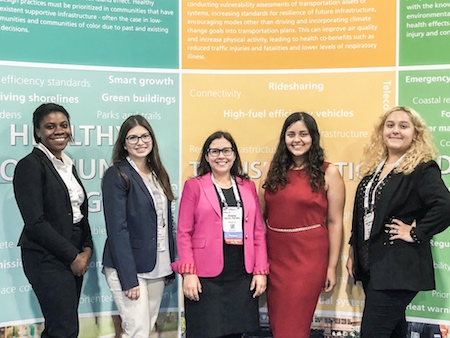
left=183, top=273, right=202, bottom=301
left=385, top=219, right=415, bottom=243
left=250, top=275, right=267, bottom=298
left=124, top=286, right=140, bottom=300
left=70, top=248, right=91, bottom=277
left=346, top=245, right=355, bottom=279
left=323, top=267, right=337, bottom=292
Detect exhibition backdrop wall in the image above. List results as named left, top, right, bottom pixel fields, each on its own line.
left=1, top=0, right=450, bottom=336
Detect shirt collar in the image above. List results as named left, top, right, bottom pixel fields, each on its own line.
left=36, top=143, right=73, bottom=168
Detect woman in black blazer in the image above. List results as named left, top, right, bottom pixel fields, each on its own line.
left=346, top=106, right=450, bottom=337
left=13, top=103, right=93, bottom=338
left=102, top=115, right=175, bottom=337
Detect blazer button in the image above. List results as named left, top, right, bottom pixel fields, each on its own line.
left=383, top=242, right=387, bottom=246
left=245, top=235, right=249, bottom=239
left=245, top=217, right=249, bottom=222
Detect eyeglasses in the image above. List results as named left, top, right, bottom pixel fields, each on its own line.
left=208, top=147, right=234, bottom=157
left=126, top=134, right=152, bottom=145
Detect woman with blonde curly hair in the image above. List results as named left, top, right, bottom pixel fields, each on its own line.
left=346, top=106, right=450, bottom=337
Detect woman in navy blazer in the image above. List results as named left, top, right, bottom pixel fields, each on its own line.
left=102, top=115, right=175, bottom=338
left=14, top=103, right=93, bottom=338
left=347, top=106, right=450, bottom=337
left=171, top=131, right=269, bottom=338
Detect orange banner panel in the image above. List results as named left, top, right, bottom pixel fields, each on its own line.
left=183, top=0, right=396, bottom=69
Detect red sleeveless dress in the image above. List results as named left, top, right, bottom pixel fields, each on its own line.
left=264, top=166, right=329, bottom=338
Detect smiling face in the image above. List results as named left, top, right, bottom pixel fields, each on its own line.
left=36, top=111, right=71, bottom=159
left=285, top=120, right=312, bottom=162
left=383, top=110, right=416, bottom=157
left=124, top=125, right=153, bottom=162
left=206, top=137, right=236, bottom=177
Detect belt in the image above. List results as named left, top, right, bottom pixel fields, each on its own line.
left=267, top=223, right=321, bottom=233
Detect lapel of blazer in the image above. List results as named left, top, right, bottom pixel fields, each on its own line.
left=372, top=172, right=403, bottom=234
left=200, top=173, right=221, bottom=218
left=121, top=161, right=156, bottom=210
left=33, top=148, right=70, bottom=199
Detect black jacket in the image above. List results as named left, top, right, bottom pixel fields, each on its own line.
left=13, top=148, right=93, bottom=266
left=350, top=160, right=450, bottom=291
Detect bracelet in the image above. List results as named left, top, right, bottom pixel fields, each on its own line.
left=410, top=228, right=421, bottom=244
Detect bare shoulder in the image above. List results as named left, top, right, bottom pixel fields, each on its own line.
left=324, top=163, right=344, bottom=190
left=325, top=163, right=341, bottom=177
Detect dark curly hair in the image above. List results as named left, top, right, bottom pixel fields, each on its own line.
left=263, top=112, right=325, bottom=193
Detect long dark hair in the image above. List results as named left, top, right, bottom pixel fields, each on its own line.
left=33, top=103, right=71, bottom=143
left=196, top=131, right=249, bottom=180
left=112, top=115, right=174, bottom=201
left=263, top=112, right=325, bottom=192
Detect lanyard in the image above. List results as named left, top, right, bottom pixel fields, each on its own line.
left=211, top=175, right=242, bottom=209
left=363, top=154, right=405, bottom=211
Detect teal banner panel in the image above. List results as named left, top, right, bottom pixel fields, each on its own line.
left=0, top=0, right=178, bottom=68
left=0, top=64, right=179, bottom=323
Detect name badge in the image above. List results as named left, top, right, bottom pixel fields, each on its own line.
left=222, top=207, right=243, bottom=245
left=364, top=212, right=374, bottom=241
left=157, top=226, right=166, bottom=252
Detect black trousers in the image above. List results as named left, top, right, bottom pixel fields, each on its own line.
left=21, top=226, right=84, bottom=338
left=361, top=275, right=418, bottom=338
left=22, top=248, right=83, bottom=338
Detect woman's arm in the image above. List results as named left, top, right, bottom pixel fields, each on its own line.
left=102, top=166, right=138, bottom=291
left=171, top=179, right=199, bottom=274
left=414, top=161, right=450, bottom=240
left=257, top=163, right=271, bottom=220
left=346, top=245, right=355, bottom=279
left=324, top=164, right=345, bottom=292
left=172, top=179, right=203, bottom=300
left=250, top=180, right=269, bottom=275
left=74, top=166, right=93, bottom=251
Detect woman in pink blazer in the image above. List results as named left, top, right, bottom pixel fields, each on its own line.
left=171, top=131, right=269, bottom=338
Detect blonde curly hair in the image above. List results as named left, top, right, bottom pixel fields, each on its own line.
left=360, top=106, right=438, bottom=177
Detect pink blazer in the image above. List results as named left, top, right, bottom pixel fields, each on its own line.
left=171, top=173, right=269, bottom=277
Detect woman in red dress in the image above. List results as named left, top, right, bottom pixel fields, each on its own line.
left=259, top=112, right=345, bottom=338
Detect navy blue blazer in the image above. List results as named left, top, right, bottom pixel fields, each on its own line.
left=350, top=161, right=450, bottom=291
left=14, top=148, right=93, bottom=266
left=101, top=160, right=175, bottom=291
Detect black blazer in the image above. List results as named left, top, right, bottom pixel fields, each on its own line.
left=350, top=160, right=450, bottom=291
left=13, top=148, right=93, bottom=266
left=101, top=161, right=175, bottom=291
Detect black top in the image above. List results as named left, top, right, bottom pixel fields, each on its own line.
left=350, top=161, right=450, bottom=291
left=216, top=186, right=246, bottom=278
left=356, top=168, right=393, bottom=274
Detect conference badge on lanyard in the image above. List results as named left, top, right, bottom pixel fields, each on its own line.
left=223, top=207, right=243, bottom=245
left=362, top=155, right=405, bottom=242
left=212, top=175, right=244, bottom=245
left=363, top=212, right=374, bottom=241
